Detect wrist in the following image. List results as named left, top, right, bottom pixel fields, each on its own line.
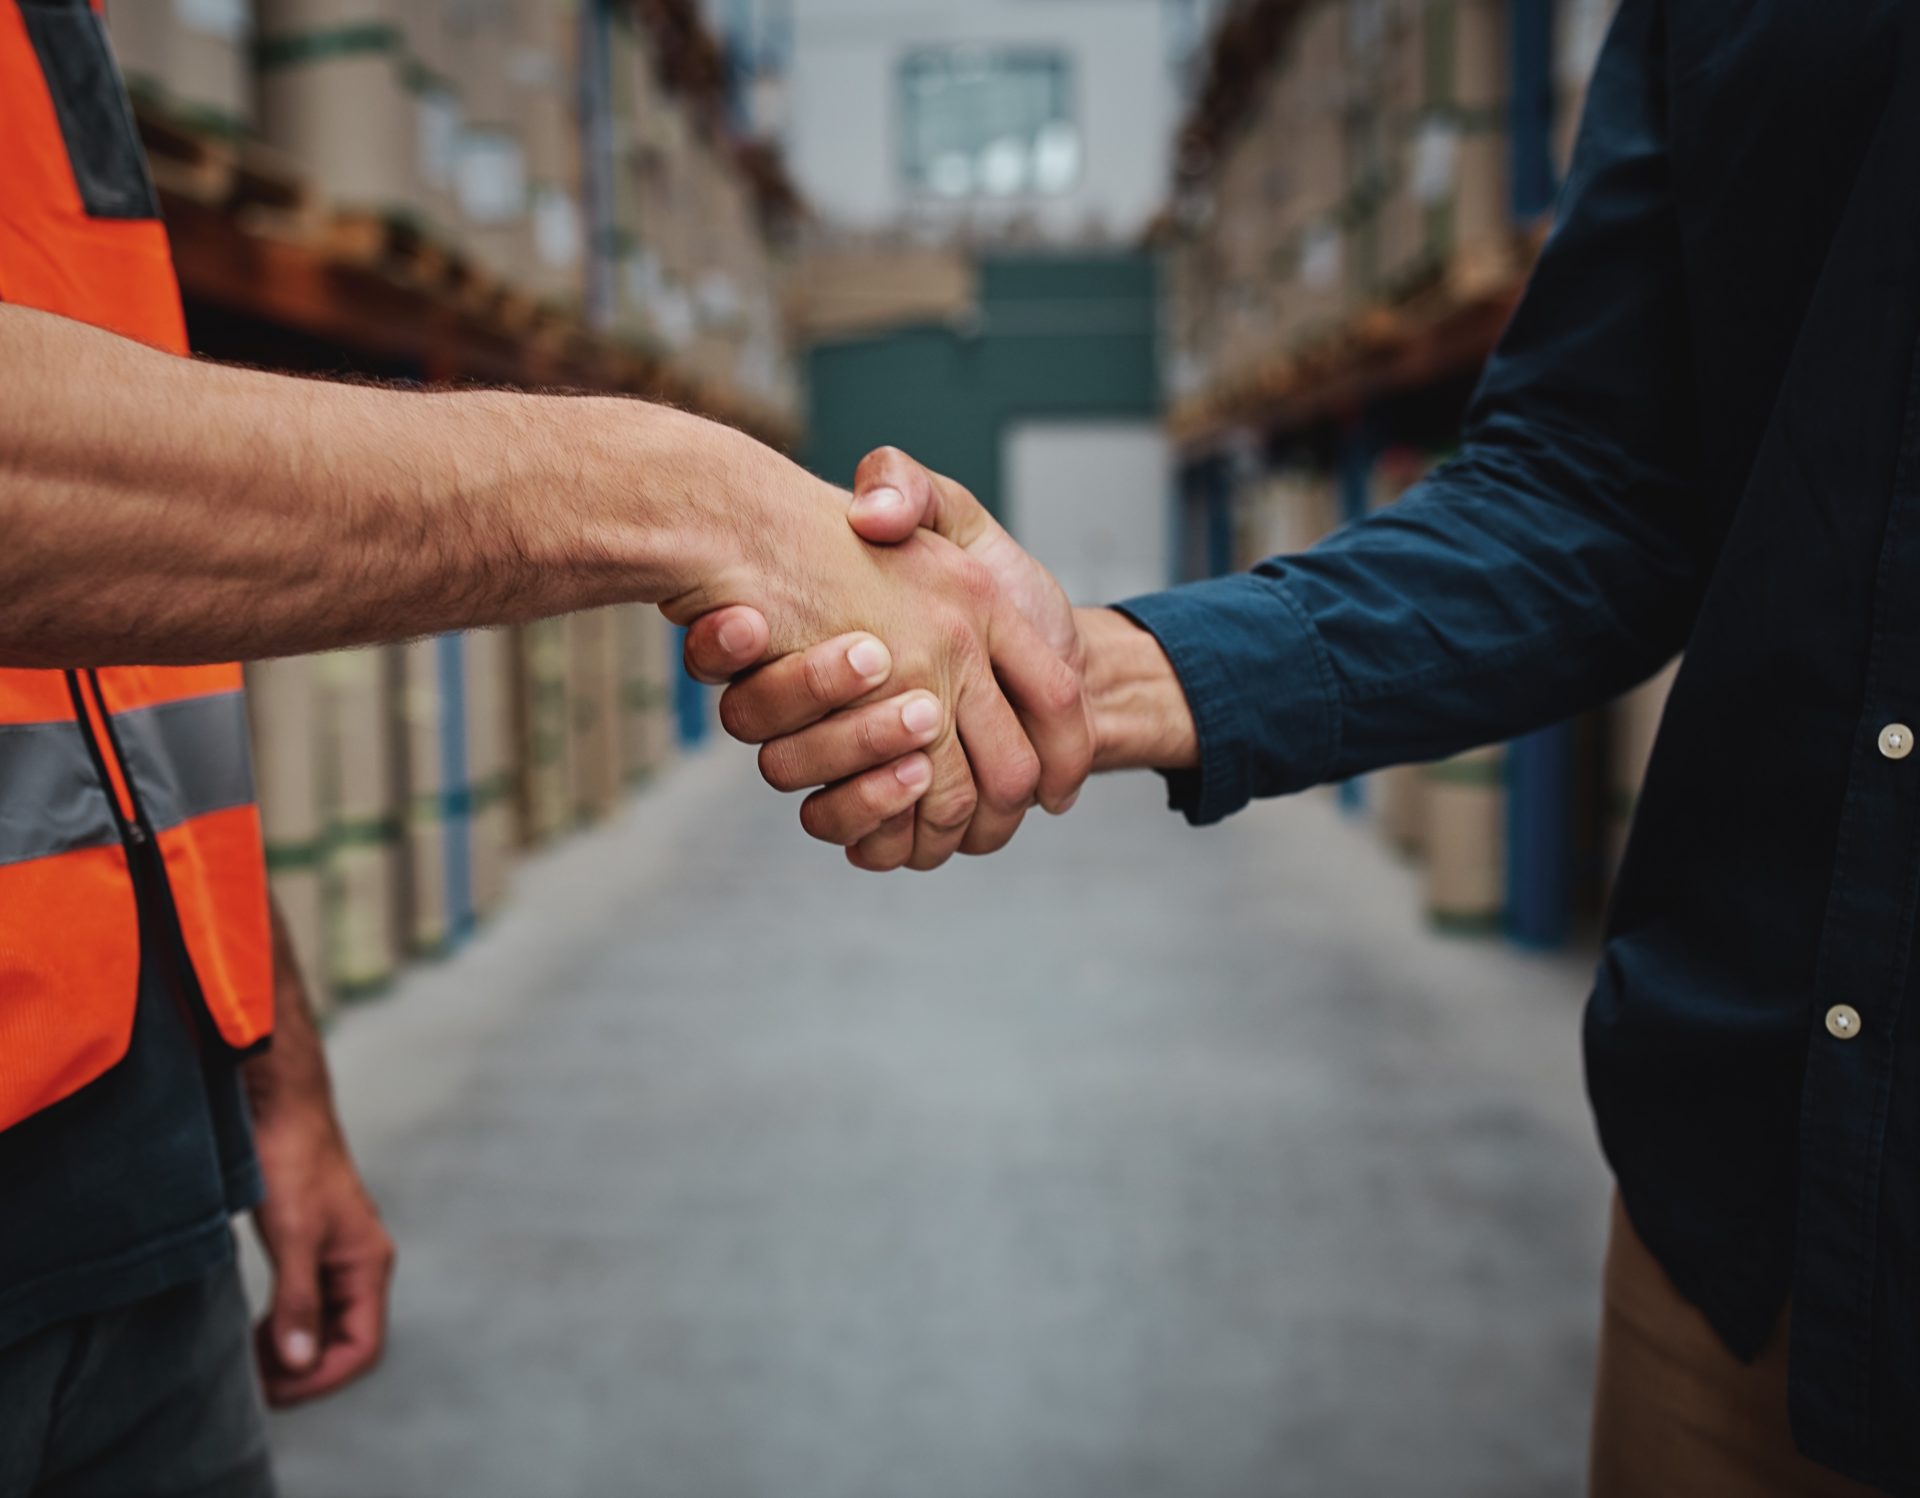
left=499, top=396, right=811, bottom=618
left=1077, top=607, right=1200, bottom=773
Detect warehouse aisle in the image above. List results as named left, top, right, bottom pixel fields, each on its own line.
left=255, top=747, right=1611, bottom=1498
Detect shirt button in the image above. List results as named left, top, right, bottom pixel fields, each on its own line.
left=1880, top=723, right=1914, bottom=760
left=1826, top=1004, right=1863, bottom=1041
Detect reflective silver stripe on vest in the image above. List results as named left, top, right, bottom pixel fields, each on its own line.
left=0, top=720, right=121, bottom=867
left=112, top=691, right=256, bottom=833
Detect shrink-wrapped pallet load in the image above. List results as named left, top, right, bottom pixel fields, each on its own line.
left=1607, top=660, right=1680, bottom=879
left=618, top=605, right=673, bottom=787
left=1423, top=744, right=1506, bottom=933
left=567, top=608, right=625, bottom=823
left=395, top=636, right=453, bottom=956
left=448, top=0, right=531, bottom=280
left=257, top=0, right=419, bottom=217
left=245, top=656, right=332, bottom=1017
left=107, top=0, right=256, bottom=135
left=1377, top=0, right=1511, bottom=297
left=404, top=0, right=464, bottom=241
left=319, top=646, right=402, bottom=997
left=513, top=618, right=573, bottom=842
left=1377, top=765, right=1429, bottom=856
left=512, top=0, right=585, bottom=305
left=1553, top=0, right=1617, bottom=175
left=464, top=627, right=518, bottom=918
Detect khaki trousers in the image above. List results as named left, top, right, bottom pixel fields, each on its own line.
left=1589, top=1197, right=1880, bottom=1497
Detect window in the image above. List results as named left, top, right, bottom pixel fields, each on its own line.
left=899, top=49, right=1081, bottom=200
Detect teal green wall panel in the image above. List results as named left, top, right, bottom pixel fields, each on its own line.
left=803, top=251, right=1161, bottom=520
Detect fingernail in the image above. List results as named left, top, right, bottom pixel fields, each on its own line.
left=854, top=486, right=906, bottom=519
left=895, top=756, right=931, bottom=788
left=1058, top=789, right=1081, bottom=814
left=283, top=1329, right=317, bottom=1367
left=716, top=617, right=756, bottom=656
left=847, top=638, right=890, bottom=680
left=900, top=696, right=941, bottom=736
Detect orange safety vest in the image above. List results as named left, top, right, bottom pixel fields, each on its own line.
left=0, top=0, right=273, bottom=1132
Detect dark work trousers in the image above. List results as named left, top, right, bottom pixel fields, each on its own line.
left=0, top=1258, right=275, bottom=1498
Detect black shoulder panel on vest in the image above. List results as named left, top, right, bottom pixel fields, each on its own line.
left=17, top=0, right=162, bottom=221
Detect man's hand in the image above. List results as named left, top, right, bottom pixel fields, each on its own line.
left=246, top=904, right=395, bottom=1407
left=686, top=449, right=1096, bottom=870
left=684, top=525, right=1087, bottom=870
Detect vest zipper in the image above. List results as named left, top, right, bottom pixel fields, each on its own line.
left=64, top=669, right=216, bottom=1026
left=63, top=669, right=140, bottom=846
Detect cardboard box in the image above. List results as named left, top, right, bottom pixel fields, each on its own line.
left=1376, top=0, right=1512, bottom=294
left=257, top=1, right=419, bottom=213
left=1553, top=0, right=1617, bottom=175
left=1607, top=659, right=1679, bottom=876
left=246, top=655, right=332, bottom=1017
left=395, top=637, right=452, bottom=957
left=1377, top=763, right=1429, bottom=855
left=1424, top=744, right=1506, bottom=931
left=107, top=0, right=255, bottom=134
left=618, top=605, right=673, bottom=785
left=567, top=608, right=624, bottom=822
left=318, top=646, right=402, bottom=997
left=464, top=626, right=518, bottom=917
left=514, top=618, right=573, bottom=842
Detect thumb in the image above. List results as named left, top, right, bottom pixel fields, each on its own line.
left=267, top=1245, right=323, bottom=1373
left=848, top=447, right=993, bottom=549
left=683, top=606, right=771, bottom=685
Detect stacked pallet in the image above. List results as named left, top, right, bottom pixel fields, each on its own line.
left=256, top=1, right=419, bottom=224
left=1165, top=0, right=1615, bottom=431
left=317, top=646, right=403, bottom=998
left=109, top=0, right=799, bottom=423
left=566, top=608, right=626, bottom=824
left=513, top=617, right=575, bottom=843
left=246, top=614, right=676, bottom=1006
left=108, top=0, right=255, bottom=135
left=465, top=627, right=519, bottom=918
left=1371, top=0, right=1514, bottom=301
left=619, top=606, right=675, bottom=786
left=246, top=657, right=332, bottom=1015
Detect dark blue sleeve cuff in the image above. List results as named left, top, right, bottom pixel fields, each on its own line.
left=1113, top=574, right=1340, bottom=827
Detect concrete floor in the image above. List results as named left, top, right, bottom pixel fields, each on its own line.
left=252, top=747, right=1613, bottom=1498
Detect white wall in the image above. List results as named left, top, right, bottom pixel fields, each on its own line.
left=779, top=0, right=1180, bottom=240
left=1003, top=420, right=1171, bottom=606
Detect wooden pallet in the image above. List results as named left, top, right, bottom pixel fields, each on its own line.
left=134, top=99, right=235, bottom=206
left=325, top=210, right=450, bottom=290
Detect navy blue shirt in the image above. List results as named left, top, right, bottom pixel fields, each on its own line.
left=1124, top=0, right=1920, bottom=1488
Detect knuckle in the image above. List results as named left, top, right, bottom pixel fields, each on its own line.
left=938, top=611, right=982, bottom=663
left=860, top=771, right=905, bottom=820
left=951, top=556, right=996, bottom=605
left=798, top=795, right=844, bottom=844
left=802, top=651, right=841, bottom=706
left=718, top=688, right=760, bottom=743
left=1043, top=662, right=1084, bottom=717
left=992, top=746, right=1043, bottom=807
left=758, top=739, right=803, bottom=792
left=920, top=786, right=978, bottom=835
left=853, top=710, right=886, bottom=759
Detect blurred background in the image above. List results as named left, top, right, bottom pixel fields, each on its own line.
left=108, top=0, right=1655, bottom=1491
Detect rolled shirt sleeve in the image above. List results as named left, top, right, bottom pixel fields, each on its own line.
left=1118, top=0, right=1716, bottom=827
left=1115, top=575, right=1338, bottom=826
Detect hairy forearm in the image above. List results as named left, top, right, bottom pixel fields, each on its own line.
left=0, top=305, right=827, bottom=666
left=1078, top=607, right=1199, bottom=774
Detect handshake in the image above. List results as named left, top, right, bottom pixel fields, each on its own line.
left=662, top=444, right=1194, bottom=872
